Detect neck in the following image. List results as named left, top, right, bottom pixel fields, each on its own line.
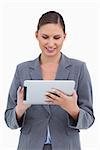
left=40, top=53, right=61, bottom=65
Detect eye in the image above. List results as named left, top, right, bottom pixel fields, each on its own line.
left=42, top=36, right=48, bottom=39
left=54, top=36, right=61, bottom=40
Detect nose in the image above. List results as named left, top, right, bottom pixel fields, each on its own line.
left=47, top=38, right=55, bottom=47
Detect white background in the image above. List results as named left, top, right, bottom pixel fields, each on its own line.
left=0, top=0, right=100, bottom=150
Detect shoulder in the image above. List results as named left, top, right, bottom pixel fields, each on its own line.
left=62, top=54, right=91, bottom=83
left=16, top=57, right=38, bottom=71
left=62, top=53, right=86, bottom=67
left=70, top=58, right=86, bottom=68
left=61, top=53, right=88, bottom=75
left=17, top=60, right=34, bottom=68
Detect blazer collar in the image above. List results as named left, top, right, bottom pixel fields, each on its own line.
left=28, top=53, right=72, bottom=114
left=55, top=53, right=72, bottom=80
left=29, top=55, right=42, bottom=80
left=29, top=53, right=72, bottom=80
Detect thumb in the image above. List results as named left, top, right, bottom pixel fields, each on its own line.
left=72, top=90, right=78, bottom=100
left=17, top=86, right=23, bottom=103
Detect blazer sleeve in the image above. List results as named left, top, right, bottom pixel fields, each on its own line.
left=5, top=65, right=25, bottom=129
left=68, top=62, right=95, bottom=129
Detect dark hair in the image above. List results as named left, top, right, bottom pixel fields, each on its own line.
left=37, top=11, right=65, bottom=33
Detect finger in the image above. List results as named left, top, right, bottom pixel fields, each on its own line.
left=45, top=96, right=57, bottom=105
left=17, top=86, right=22, bottom=93
left=17, top=86, right=24, bottom=102
left=51, top=88, right=62, bottom=96
left=45, top=92, right=60, bottom=101
left=51, top=88, right=67, bottom=99
left=49, top=92, right=60, bottom=97
left=21, top=87, right=25, bottom=96
left=21, top=87, right=24, bottom=92
left=72, top=90, right=77, bottom=100
left=17, top=86, right=21, bottom=99
left=52, top=88, right=67, bottom=95
left=45, top=96, right=55, bottom=104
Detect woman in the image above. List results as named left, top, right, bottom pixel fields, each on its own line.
left=5, top=11, right=95, bottom=150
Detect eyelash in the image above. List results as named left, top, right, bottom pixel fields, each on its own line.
left=42, top=37, right=60, bottom=40
left=42, top=36, right=48, bottom=39
left=54, top=37, right=61, bottom=40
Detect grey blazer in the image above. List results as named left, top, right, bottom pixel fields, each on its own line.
left=5, top=53, right=95, bottom=150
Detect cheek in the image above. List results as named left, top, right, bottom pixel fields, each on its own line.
left=38, top=39, right=47, bottom=46
left=38, top=40, right=44, bottom=48
left=57, top=40, right=64, bottom=47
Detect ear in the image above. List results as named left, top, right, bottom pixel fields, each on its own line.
left=35, top=31, right=38, bottom=39
left=64, top=33, right=67, bottom=39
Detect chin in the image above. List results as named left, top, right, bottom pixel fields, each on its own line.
left=45, top=50, right=60, bottom=56
left=45, top=52, right=58, bottom=57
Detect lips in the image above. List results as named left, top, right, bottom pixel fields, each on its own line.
left=46, top=48, right=56, bottom=53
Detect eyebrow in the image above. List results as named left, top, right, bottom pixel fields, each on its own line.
left=41, top=33, right=62, bottom=37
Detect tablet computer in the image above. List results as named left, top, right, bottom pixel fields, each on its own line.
left=24, top=80, right=75, bottom=104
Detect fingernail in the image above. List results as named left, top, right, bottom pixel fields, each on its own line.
left=45, top=92, right=49, bottom=95
left=51, top=88, right=56, bottom=92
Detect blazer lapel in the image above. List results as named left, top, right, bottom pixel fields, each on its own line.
left=29, top=57, right=42, bottom=80
left=55, top=53, right=72, bottom=80
left=28, top=56, right=51, bottom=114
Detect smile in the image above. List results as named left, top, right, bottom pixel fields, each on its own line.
left=46, top=48, right=56, bottom=53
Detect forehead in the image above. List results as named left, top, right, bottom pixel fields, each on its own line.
left=38, top=23, right=64, bottom=35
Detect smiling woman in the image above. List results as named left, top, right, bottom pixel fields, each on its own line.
left=35, top=24, right=66, bottom=56
left=4, top=11, right=95, bottom=150
left=35, top=11, right=66, bottom=60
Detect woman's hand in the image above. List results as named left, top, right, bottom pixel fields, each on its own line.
left=15, top=86, right=31, bottom=119
left=45, top=89, right=80, bottom=120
